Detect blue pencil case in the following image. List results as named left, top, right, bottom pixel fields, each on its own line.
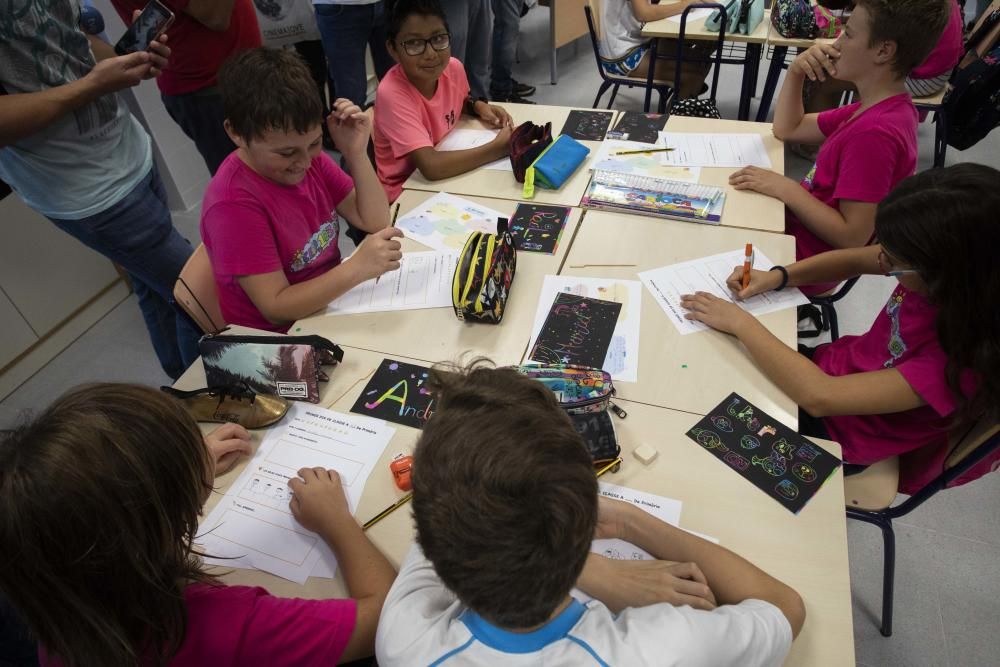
left=523, top=134, right=590, bottom=198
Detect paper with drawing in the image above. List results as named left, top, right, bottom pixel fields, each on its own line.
left=639, top=248, right=809, bottom=335
left=529, top=293, right=622, bottom=370
left=529, top=275, right=643, bottom=383
left=591, top=139, right=700, bottom=183
left=395, top=192, right=509, bottom=253
left=326, top=251, right=458, bottom=315
left=197, top=403, right=394, bottom=583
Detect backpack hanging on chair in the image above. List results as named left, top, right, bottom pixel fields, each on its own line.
left=942, top=4, right=1000, bottom=151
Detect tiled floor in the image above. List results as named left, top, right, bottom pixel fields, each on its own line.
left=4, top=6, right=999, bottom=665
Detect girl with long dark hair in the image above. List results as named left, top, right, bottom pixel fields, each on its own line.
left=681, top=163, right=1000, bottom=492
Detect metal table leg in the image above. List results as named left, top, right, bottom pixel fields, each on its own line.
left=755, top=45, right=787, bottom=122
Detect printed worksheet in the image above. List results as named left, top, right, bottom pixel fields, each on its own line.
left=394, top=192, right=510, bottom=252
left=197, top=403, right=395, bottom=583
left=639, top=248, right=809, bottom=335
left=528, top=275, right=643, bottom=383
left=658, top=132, right=773, bottom=168
left=326, top=251, right=458, bottom=315
left=591, top=139, right=701, bottom=183
left=435, top=128, right=511, bottom=171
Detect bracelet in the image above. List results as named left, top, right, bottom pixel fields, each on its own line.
left=769, top=265, right=788, bottom=291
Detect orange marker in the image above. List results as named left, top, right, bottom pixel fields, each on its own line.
left=742, top=243, right=753, bottom=290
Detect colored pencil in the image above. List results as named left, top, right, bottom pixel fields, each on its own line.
left=374, top=202, right=401, bottom=286
left=742, top=243, right=754, bottom=290
left=614, top=147, right=675, bottom=156
left=363, top=492, right=412, bottom=531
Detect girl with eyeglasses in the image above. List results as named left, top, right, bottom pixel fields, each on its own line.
left=373, top=0, right=515, bottom=202
left=680, top=164, right=1000, bottom=493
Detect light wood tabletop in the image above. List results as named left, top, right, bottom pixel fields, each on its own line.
left=403, top=102, right=618, bottom=207
left=293, top=190, right=582, bottom=367
left=559, top=208, right=799, bottom=428
left=177, top=340, right=854, bottom=666
left=642, top=6, right=771, bottom=44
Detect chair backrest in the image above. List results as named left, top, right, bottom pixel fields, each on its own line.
left=584, top=1, right=609, bottom=80
left=173, top=244, right=226, bottom=335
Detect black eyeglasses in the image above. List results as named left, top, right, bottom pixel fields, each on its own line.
left=398, top=33, right=450, bottom=56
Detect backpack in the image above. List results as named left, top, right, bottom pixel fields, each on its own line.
left=771, top=0, right=818, bottom=39
left=942, top=5, right=1000, bottom=151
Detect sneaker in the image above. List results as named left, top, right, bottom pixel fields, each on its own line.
left=493, top=93, right=537, bottom=104
left=512, top=79, right=536, bottom=96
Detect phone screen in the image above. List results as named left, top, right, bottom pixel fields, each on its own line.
left=114, top=1, right=173, bottom=56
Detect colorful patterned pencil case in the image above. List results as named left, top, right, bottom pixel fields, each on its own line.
left=199, top=333, right=344, bottom=403
left=451, top=219, right=517, bottom=324
left=523, top=135, right=591, bottom=198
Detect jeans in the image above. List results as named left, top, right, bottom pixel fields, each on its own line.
left=161, top=87, right=236, bottom=175
left=490, top=0, right=522, bottom=98
left=47, top=164, right=200, bottom=380
left=440, top=0, right=492, bottom=99
left=314, top=2, right=394, bottom=107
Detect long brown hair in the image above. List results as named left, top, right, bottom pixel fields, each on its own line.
left=0, top=384, right=217, bottom=666
left=875, top=163, right=1000, bottom=425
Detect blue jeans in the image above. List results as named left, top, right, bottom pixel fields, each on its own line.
left=314, top=2, right=394, bottom=107
left=490, top=0, right=522, bottom=98
left=47, top=164, right=200, bottom=379
left=440, top=0, right=492, bottom=99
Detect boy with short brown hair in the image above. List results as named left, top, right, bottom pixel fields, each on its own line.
left=375, top=363, right=806, bottom=666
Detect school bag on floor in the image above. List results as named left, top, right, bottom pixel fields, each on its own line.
left=942, top=3, right=1000, bottom=151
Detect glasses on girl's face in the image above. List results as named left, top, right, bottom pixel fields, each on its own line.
left=399, top=33, right=450, bottom=56
left=878, top=250, right=919, bottom=277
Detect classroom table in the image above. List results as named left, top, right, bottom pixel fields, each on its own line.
left=293, top=189, right=582, bottom=366
left=642, top=8, right=771, bottom=120
left=403, top=103, right=618, bottom=207
left=656, top=115, right=786, bottom=233
left=175, top=343, right=855, bottom=667
left=557, top=209, right=799, bottom=428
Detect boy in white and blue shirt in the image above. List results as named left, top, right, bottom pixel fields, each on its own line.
left=376, top=364, right=805, bottom=666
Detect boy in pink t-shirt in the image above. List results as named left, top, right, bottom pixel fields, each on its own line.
left=730, top=0, right=950, bottom=295
left=374, top=0, right=514, bottom=202
left=202, top=48, right=402, bottom=332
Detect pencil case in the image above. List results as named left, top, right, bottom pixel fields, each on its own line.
left=523, top=134, right=590, bottom=199
left=509, top=121, right=553, bottom=182
left=199, top=333, right=344, bottom=403
left=451, top=218, right=517, bottom=324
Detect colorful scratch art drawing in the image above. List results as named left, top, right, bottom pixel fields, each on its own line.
left=529, top=275, right=642, bottom=382
left=559, top=109, right=614, bottom=141
left=395, top=192, right=510, bottom=253
left=529, top=293, right=622, bottom=369
left=350, top=358, right=435, bottom=430
left=685, top=392, right=841, bottom=514
left=607, top=111, right=668, bottom=144
left=509, top=203, right=570, bottom=254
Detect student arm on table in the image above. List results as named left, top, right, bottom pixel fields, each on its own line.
left=410, top=134, right=510, bottom=182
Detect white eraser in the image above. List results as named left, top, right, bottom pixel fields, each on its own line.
left=633, top=443, right=658, bottom=465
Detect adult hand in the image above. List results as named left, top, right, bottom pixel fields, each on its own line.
left=350, top=226, right=404, bottom=281
left=131, top=9, right=170, bottom=78
left=586, top=556, right=717, bottom=613
left=726, top=266, right=784, bottom=300
left=680, top=291, right=753, bottom=334
left=790, top=42, right=840, bottom=82
left=204, top=423, right=252, bottom=476
left=475, top=101, right=513, bottom=129
left=327, top=99, right=371, bottom=159
left=288, top=467, right=354, bottom=533
left=729, top=166, right=797, bottom=200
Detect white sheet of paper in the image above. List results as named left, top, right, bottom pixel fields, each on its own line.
left=197, top=403, right=395, bottom=583
left=435, top=128, right=511, bottom=171
left=591, top=139, right=701, bottom=183
left=326, top=251, right=458, bottom=315
left=638, top=248, right=809, bottom=335
left=658, top=132, right=773, bottom=168
left=394, top=191, right=510, bottom=253
left=527, top=275, right=643, bottom=383
left=667, top=7, right=714, bottom=23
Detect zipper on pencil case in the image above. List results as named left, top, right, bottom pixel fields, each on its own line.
left=454, top=233, right=479, bottom=308
left=460, top=234, right=484, bottom=306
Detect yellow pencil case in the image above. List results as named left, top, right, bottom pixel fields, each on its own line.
left=451, top=219, right=517, bottom=324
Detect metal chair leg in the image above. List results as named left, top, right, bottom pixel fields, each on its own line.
left=880, top=519, right=896, bottom=637
left=593, top=81, right=611, bottom=108
left=607, top=84, right=620, bottom=110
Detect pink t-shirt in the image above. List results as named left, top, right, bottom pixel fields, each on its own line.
left=373, top=58, right=470, bottom=202
left=41, top=584, right=356, bottom=666
left=911, top=0, right=964, bottom=80
left=786, top=94, right=917, bottom=295
left=201, top=152, right=354, bottom=332
left=812, top=285, right=978, bottom=493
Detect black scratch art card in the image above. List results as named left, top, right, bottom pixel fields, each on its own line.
left=685, top=393, right=842, bottom=514
left=509, top=203, right=571, bottom=254
left=529, top=293, right=622, bottom=368
left=559, top=110, right=614, bottom=141
left=607, top=112, right=668, bottom=144
left=351, top=359, right=435, bottom=430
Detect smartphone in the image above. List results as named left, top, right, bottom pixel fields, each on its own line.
left=113, top=0, right=175, bottom=56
